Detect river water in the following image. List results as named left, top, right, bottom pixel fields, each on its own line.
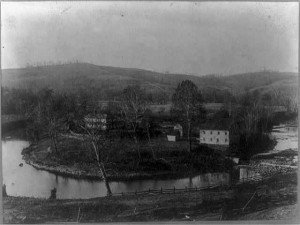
left=3, top=123, right=297, bottom=199
left=239, top=124, right=298, bottom=180
left=2, top=140, right=230, bottom=199
left=270, top=125, right=298, bottom=152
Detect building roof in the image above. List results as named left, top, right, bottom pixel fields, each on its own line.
left=160, top=122, right=176, bottom=128
left=84, top=113, right=107, bottom=120
left=174, top=123, right=183, bottom=129
left=199, top=118, right=233, bottom=131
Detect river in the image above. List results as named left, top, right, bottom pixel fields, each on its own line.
left=3, top=123, right=297, bottom=199
left=239, top=123, right=298, bottom=180
left=2, top=140, right=230, bottom=199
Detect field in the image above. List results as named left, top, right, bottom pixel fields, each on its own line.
left=21, top=134, right=234, bottom=181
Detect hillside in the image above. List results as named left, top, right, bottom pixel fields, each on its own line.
left=2, top=63, right=298, bottom=100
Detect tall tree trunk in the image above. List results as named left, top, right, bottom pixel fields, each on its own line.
left=51, top=135, right=58, bottom=154
left=146, top=123, right=156, bottom=160
left=91, top=141, right=112, bottom=196
left=133, top=135, right=141, bottom=167
left=97, top=161, right=112, bottom=196
left=187, top=121, right=191, bottom=152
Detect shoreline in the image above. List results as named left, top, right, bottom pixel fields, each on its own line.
left=22, top=155, right=224, bottom=182
left=18, top=119, right=296, bottom=183
left=3, top=172, right=297, bottom=223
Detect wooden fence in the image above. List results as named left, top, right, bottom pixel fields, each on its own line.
left=111, top=170, right=288, bottom=197
left=113, top=184, right=222, bottom=197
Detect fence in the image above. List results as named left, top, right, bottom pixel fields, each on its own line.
left=111, top=170, right=289, bottom=197
left=113, top=183, right=222, bottom=197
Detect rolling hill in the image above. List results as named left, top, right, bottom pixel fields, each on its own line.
left=2, top=63, right=298, bottom=100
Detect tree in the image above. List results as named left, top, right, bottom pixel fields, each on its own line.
left=141, top=109, right=156, bottom=159
left=25, top=88, right=64, bottom=153
left=234, top=91, right=274, bottom=150
left=171, top=80, right=206, bottom=152
left=38, top=89, right=66, bottom=154
left=78, top=111, right=112, bottom=196
left=119, top=85, right=148, bottom=163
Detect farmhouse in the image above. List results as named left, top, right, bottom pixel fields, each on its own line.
left=199, top=129, right=229, bottom=146
left=197, top=116, right=234, bottom=150
left=166, top=129, right=181, bottom=142
left=164, top=123, right=183, bottom=142
left=84, top=113, right=107, bottom=130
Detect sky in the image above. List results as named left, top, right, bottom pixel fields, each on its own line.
left=1, top=2, right=299, bottom=76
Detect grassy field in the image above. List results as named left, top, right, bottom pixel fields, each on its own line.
left=21, top=135, right=234, bottom=181
left=3, top=173, right=297, bottom=223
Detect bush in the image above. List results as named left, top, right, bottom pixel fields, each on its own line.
left=239, top=132, right=277, bottom=160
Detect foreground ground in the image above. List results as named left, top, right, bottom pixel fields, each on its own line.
left=3, top=172, right=297, bottom=223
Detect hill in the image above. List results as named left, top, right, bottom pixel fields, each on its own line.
left=2, top=63, right=298, bottom=101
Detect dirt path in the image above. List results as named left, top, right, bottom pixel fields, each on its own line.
left=3, top=173, right=297, bottom=223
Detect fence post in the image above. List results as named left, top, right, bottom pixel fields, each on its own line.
left=49, top=188, right=56, bottom=200
left=2, top=184, right=7, bottom=197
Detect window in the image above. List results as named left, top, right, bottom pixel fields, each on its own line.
left=203, top=138, right=205, bottom=141
left=218, top=131, right=220, bottom=135
left=225, top=139, right=228, bottom=142
left=225, top=132, right=227, bottom=135
left=210, top=131, right=212, bottom=134
left=217, top=138, right=219, bottom=142
left=203, top=131, right=205, bottom=134
left=210, top=138, right=212, bottom=141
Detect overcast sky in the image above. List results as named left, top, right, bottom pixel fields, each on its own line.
left=1, top=2, right=298, bottom=75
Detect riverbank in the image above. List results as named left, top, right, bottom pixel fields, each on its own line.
left=3, top=172, right=297, bottom=223
left=21, top=157, right=204, bottom=182
left=246, top=121, right=298, bottom=177
left=21, top=135, right=234, bottom=182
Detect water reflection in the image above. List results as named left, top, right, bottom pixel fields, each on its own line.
left=2, top=140, right=230, bottom=199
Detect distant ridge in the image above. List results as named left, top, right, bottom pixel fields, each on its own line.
left=2, top=63, right=298, bottom=99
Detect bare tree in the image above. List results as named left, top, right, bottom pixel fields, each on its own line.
left=270, top=87, right=298, bottom=114
left=235, top=91, right=274, bottom=146
left=171, top=80, right=205, bottom=152
left=40, top=89, right=65, bottom=154
left=79, top=111, right=112, bottom=196
left=119, top=85, right=148, bottom=163
left=142, top=109, right=156, bottom=160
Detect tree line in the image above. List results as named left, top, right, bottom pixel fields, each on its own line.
left=2, top=80, right=297, bottom=196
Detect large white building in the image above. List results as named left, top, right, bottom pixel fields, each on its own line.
left=199, top=129, right=229, bottom=146
left=84, top=114, right=107, bottom=130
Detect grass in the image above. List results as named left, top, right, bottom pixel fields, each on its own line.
left=21, top=135, right=234, bottom=181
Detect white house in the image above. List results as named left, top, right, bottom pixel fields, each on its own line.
left=84, top=114, right=107, bottom=130
left=199, top=129, right=229, bottom=146
left=167, top=135, right=176, bottom=142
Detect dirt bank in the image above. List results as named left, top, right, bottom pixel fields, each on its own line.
left=3, top=173, right=297, bottom=223
left=22, top=156, right=191, bottom=182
